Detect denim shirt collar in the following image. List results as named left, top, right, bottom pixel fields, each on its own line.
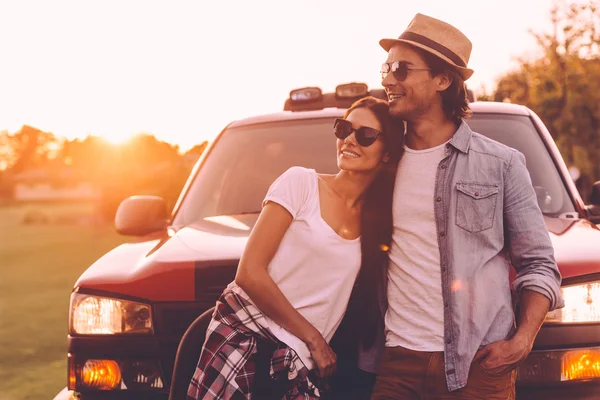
left=448, top=120, right=473, bottom=154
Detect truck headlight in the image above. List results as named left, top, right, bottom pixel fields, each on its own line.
left=70, top=293, right=153, bottom=335
left=545, top=280, right=600, bottom=323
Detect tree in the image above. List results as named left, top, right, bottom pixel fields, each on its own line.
left=491, top=1, right=600, bottom=202
left=1, top=125, right=59, bottom=173
left=185, top=142, right=209, bottom=158
left=88, top=134, right=210, bottom=220
left=0, top=123, right=210, bottom=216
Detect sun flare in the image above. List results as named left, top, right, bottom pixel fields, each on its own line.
left=96, top=132, right=136, bottom=146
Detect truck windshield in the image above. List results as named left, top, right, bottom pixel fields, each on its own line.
left=172, top=114, right=575, bottom=227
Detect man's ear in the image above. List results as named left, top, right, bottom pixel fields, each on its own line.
left=435, top=72, right=452, bottom=92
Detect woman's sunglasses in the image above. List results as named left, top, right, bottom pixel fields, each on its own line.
left=333, top=118, right=382, bottom=147
left=381, top=61, right=431, bottom=81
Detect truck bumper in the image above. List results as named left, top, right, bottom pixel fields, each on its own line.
left=53, top=388, right=78, bottom=400
left=517, top=381, right=600, bottom=399
left=52, top=387, right=168, bottom=400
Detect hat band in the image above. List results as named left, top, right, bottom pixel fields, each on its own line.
left=399, top=32, right=466, bottom=68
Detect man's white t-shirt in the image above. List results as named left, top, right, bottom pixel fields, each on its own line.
left=229, top=166, right=362, bottom=369
left=385, top=141, right=449, bottom=351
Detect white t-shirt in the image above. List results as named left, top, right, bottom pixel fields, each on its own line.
left=385, top=141, right=449, bottom=351
left=229, top=166, right=362, bottom=369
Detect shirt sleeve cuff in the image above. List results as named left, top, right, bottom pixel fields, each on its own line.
left=512, top=276, right=565, bottom=311
left=262, top=196, right=297, bottom=219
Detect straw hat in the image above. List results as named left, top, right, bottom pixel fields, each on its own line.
left=380, top=13, right=474, bottom=80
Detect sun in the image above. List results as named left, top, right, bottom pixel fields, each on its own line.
left=97, top=132, right=136, bottom=145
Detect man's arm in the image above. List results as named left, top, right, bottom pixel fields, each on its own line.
left=505, top=150, right=563, bottom=310
left=514, top=290, right=551, bottom=346
left=475, top=150, right=563, bottom=373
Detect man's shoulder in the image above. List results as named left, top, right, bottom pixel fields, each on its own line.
left=467, top=130, right=520, bottom=163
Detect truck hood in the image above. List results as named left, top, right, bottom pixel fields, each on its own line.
left=546, top=216, right=600, bottom=280
left=75, top=214, right=600, bottom=302
left=75, top=214, right=258, bottom=302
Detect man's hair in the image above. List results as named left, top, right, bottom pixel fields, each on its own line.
left=417, top=48, right=472, bottom=124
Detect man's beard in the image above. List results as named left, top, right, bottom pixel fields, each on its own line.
left=390, top=99, right=430, bottom=121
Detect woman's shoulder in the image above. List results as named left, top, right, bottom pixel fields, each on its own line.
left=273, top=166, right=317, bottom=189
left=264, top=167, right=317, bottom=218
left=279, top=166, right=316, bottom=180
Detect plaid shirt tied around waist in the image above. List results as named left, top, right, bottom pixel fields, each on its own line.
left=187, top=289, right=320, bottom=400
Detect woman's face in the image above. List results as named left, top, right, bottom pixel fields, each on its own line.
left=336, top=108, right=389, bottom=173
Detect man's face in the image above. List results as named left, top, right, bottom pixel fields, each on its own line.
left=382, top=43, right=443, bottom=120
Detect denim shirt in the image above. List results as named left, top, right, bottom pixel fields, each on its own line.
left=358, top=121, right=564, bottom=391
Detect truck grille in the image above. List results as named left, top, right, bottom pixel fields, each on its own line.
left=153, top=301, right=215, bottom=386
left=153, top=260, right=238, bottom=387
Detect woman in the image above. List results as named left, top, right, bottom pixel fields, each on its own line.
left=187, top=96, right=402, bottom=400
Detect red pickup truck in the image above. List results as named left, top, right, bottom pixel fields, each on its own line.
left=54, top=83, right=600, bottom=400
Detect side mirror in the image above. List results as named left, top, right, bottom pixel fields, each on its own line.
left=588, top=181, right=600, bottom=223
left=466, top=88, right=476, bottom=102
left=115, top=195, right=169, bottom=236
left=591, top=181, right=600, bottom=206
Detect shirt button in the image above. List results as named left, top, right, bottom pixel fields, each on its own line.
left=436, top=197, right=442, bottom=202
left=475, top=192, right=480, bottom=197
left=440, top=164, right=447, bottom=169
left=440, top=232, right=445, bottom=237
left=446, top=338, right=452, bottom=344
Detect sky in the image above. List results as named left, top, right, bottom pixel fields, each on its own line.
left=0, top=0, right=563, bottom=151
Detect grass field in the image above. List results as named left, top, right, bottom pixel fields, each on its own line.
left=0, top=202, right=127, bottom=400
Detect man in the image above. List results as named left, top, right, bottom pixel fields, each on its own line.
left=361, top=13, right=565, bottom=399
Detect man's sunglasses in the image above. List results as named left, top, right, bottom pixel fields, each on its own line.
left=333, top=118, right=382, bottom=147
left=381, top=61, right=431, bottom=81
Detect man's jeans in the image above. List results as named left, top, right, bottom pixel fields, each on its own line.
left=371, top=346, right=516, bottom=400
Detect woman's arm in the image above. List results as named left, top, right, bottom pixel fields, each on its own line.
left=235, top=201, right=336, bottom=377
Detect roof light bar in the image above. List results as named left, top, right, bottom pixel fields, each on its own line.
left=335, top=82, right=368, bottom=99
left=289, top=87, right=323, bottom=103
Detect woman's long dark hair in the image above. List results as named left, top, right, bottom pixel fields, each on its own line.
left=342, top=97, right=403, bottom=349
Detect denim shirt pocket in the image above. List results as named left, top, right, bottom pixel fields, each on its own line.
left=455, top=182, right=499, bottom=233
